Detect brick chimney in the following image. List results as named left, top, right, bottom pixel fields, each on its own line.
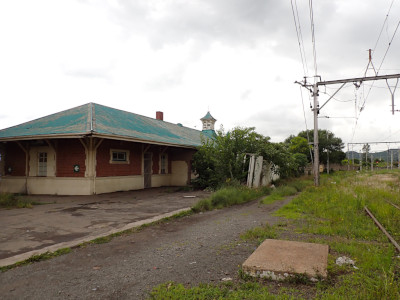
left=156, top=111, right=163, bottom=121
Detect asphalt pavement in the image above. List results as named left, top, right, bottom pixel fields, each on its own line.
left=0, top=187, right=208, bottom=267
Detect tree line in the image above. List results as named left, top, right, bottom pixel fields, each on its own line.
left=192, top=127, right=345, bottom=189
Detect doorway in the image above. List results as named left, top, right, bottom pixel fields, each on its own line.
left=144, top=152, right=152, bottom=188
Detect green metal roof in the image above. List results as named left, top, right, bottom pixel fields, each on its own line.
left=200, top=111, right=216, bottom=121
left=201, top=129, right=217, bottom=139
left=0, top=103, right=208, bottom=148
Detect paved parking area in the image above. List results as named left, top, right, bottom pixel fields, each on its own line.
left=0, top=187, right=209, bottom=266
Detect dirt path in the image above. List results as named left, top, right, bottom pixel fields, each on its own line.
left=0, top=196, right=294, bottom=300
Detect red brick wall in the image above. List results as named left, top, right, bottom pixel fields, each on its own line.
left=96, top=140, right=142, bottom=177
left=56, top=139, right=86, bottom=177
left=5, top=142, right=26, bottom=176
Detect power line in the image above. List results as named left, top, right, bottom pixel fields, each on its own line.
left=294, top=0, right=309, bottom=76
left=350, top=1, right=399, bottom=143
left=377, top=20, right=400, bottom=72
left=382, top=128, right=400, bottom=141
left=373, top=0, right=396, bottom=52
left=308, top=0, right=318, bottom=77
left=359, top=2, right=400, bottom=113
left=290, top=0, right=308, bottom=76
left=359, top=19, right=400, bottom=114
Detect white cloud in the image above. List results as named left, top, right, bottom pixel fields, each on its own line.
left=0, top=0, right=400, bottom=153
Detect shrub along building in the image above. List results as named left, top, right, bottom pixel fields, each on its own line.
left=0, top=103, right=216, bottom=195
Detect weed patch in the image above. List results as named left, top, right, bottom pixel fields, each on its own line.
left=240, top=223, right=278, bottom=244
left=149, top=282, right=294, bottom=300
left=261, top=179, right=312, bottom=205
left=192, top=186, right=266, bottom=212
left=0, top=248, right=71, bottom=272
left=275, top=171, right=400, bottom=299
left=0, top=193, right=34, bottom=209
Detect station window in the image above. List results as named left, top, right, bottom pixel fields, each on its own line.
left=38, top=152, right=47, bottom=176
left=110, top=149, right=130, bottom=164
left=160, top=154, right=168, bottom=174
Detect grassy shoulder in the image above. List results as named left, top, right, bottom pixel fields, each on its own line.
left=149, top=282, right=294, bottom=300
left=0, top=248, right=72, bottom=272
left=261, top=178, right=313, bottom=205
left=150, top=171, right=400, bottom=299
left=191, top=185, right=271, bottom=212
left=273, top=170, right=400, bottom=299
left=0, top=193, right=40, bottom=209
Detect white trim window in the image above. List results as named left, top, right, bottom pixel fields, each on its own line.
left=110, top=149, right=130, bottom=164
left=160, top=154, right=168, bottom=174
left=38, top=152, right=47, bottom=176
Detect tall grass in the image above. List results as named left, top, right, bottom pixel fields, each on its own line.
left=261, top=178, right=313, bottom=204
left=192, top=186, right=269, bottom=212
left=0, top=193, right=33, bottom=209
left=240, top=223, right=278, bottom=244
left=275, top=171, right=400, bottom=299
left=149, top=282, right=295, bottom=300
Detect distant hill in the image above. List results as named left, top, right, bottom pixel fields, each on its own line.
left=346, top=150, right=400, bottom=162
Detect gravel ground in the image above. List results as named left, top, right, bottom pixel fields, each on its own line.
left=0, top=196, right=294, bottom=300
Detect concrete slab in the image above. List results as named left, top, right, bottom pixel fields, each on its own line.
left=0, top=187, right=209, bottom=267
left=242, top=239, right=329, bottom=280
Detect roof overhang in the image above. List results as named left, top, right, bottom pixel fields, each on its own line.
left=0, top=132, right=200, bottom=150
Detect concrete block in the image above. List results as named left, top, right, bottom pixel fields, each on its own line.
left=242, top=239, right=329, bottom=279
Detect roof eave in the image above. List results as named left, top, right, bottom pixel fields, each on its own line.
left=91, top=133, right=200, bottom=149
left=0, top=132, right=91, bottom=142
left=0, top=132, right=200, bottom=149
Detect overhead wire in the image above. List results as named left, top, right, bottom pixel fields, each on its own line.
left=321, top=90, right=354, bottom=103
left=373, top=0, right=395, bottom=58
left=377, top=20, right=400, bottom=72
left=351, top=0, right=399, bottom=142
left=291, top=0, right=314, bottom=163
left=295, top=0, right=309, bottom=77
left=290, top=0, right=309, bottom=77
left=359, top=0, right=399, bottom=112
left=308, top=0, right=318, bottom=78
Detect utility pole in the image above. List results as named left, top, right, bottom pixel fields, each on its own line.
left=387, top=148, right=390, bottom=170
left=371, top=154, right=374, bottom=171
left=313, top=82, right=320, bottom=185
left=296, top=72, right=400, bottom=186
left=391, top=150, right=393, bottom=169
left=326, top=132, right=330, bottom=174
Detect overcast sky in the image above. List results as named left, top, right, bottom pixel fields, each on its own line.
left=1, top=0, right=400, bottom=152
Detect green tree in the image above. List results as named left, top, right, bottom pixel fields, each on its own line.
left=192, top=127, right=299, bottom=189
left=293, top=153, right=308, bottom=174
left=296, top=129, right=345, bottom=164
left=288, top=136, right=310, bottom=155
